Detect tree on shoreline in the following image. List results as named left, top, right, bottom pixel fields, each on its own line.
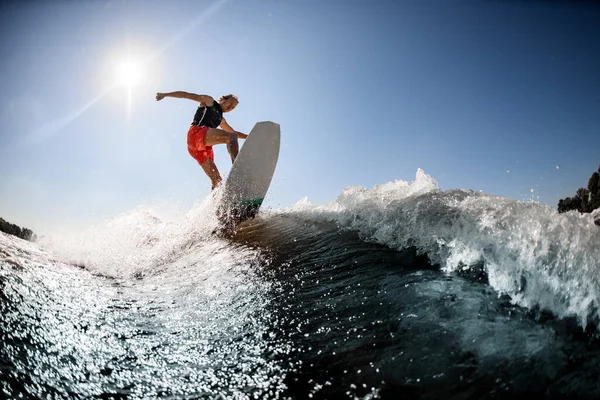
left=558, top=166, right=600, bottom=214
left=0, top=218, right=35, bottom=241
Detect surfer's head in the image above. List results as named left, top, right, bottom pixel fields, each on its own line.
left=218, top=94, right=239, bottom=112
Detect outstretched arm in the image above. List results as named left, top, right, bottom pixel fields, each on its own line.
left=156, top=91, right=214, bottom=105
left=220, top=117, right=248, bottom=139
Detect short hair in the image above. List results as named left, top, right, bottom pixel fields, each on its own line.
left=218, top=94, right=239, bottom=103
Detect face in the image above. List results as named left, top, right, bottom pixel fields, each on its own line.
left=222, top=97, right=239, bottom=112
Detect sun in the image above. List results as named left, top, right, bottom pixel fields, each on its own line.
left=115, top=59, right=144, bottom=87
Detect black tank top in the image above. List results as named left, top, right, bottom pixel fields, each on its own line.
left=191, top=101, right=223, bottom=128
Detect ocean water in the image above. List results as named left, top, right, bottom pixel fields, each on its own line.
left=1, top=169, right=600, bottom=399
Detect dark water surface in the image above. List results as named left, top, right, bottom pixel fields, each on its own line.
left=2, top=177, right=600, bottom=399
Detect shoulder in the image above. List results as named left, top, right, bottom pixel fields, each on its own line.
left=198, top=95, right=215, bottom=107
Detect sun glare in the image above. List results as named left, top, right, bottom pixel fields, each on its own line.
left=116, top=59, right=144, bottom=87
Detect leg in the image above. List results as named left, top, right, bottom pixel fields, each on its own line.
left=204, top=128, right=239, bottom=164
left=200, top=158, right=222, bottom=190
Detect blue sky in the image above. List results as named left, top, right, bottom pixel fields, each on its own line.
left=0, top=0, right=599, bottom=234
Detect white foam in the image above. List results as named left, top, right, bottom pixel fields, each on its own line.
left=284, top=169, right=600, bottom=328
left=37, top=168, right=600, bottom=327
left=39, top=193, right=224, bottom=278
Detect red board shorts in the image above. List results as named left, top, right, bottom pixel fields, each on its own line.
left=187, top=125, right=214, bottom=165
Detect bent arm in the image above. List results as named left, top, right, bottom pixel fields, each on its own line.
left=220, top=118, right=248, bottom=139
left=156, top=91, right=214, bottom=105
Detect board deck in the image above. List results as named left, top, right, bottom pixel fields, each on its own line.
left=217, top=121, right=280, bottom=228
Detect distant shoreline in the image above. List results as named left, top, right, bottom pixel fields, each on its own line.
left=0, top=218, right=36, bottom=241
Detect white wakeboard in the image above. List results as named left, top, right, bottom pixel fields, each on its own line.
left=217, top=121, right=280, bottom=227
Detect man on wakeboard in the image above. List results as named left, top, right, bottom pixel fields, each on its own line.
left=155, top=91, right=248, bottom=190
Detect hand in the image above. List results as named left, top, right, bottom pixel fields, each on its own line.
left=156, top=92, right=166, bottom=101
